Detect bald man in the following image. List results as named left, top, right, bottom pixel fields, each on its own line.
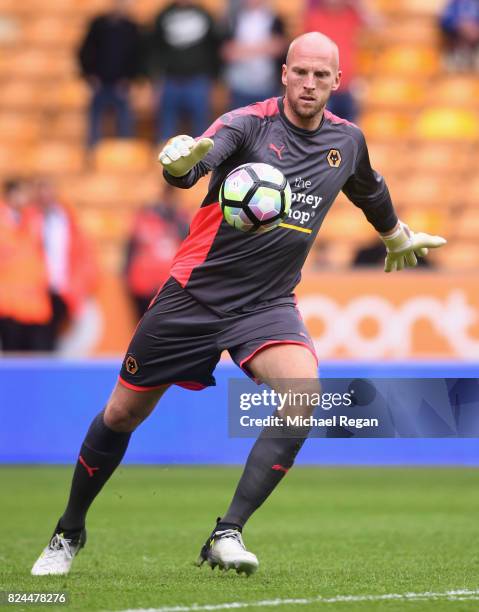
left=32, top=32, right=445, bottom=577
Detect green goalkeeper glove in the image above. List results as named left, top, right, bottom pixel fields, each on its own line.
left=158, top=135, right=214, bottom=177
left=380, top=221, right=447, bottom=272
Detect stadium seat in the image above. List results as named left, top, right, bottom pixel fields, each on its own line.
left=428, top=76, right=479, bottom=107
left=401, top=0, right=447, bottom=16
left=432, top=241, right=479, bottom=269
left=274, top=0, right=303, bottom=33
left=68, top=172, right=158, bottom=208
left=362, top=78, right=426, bottom=109
left=23, top=16, right=82, bottom=47
left=392, top=174, right=454, bottom=208
left=0, top=143, right=26, bottom=175
left=0, top=80, right=40, bottom=110
left=47, top=112, right=86, bottom=142
left=130, top=0, right=169, bottom=22
left=130, top=81, right=155, bottom=114
left=374, top=17, right=439, bottom=45
left=0, top=15, right=20, bottom=44
left=360, top=111, right=412, bottom=140
left=1, top=0, right=105, bottom=14
left=28, top=142, right=84, bottom=174
left=77, top=208, right=133, bottom=242
left=454, top=208, right=479, bottom=240
left=67, top=174, right=129, bottom=207
left=357, top=48, right=377, bottom=76
left=415, top=108, right=479, bottom=140
left=376, top=45, right=440, bottom=76
left=127, top=1, right=229, bottom=27
left=1, top=49, right=75, bottom=79
left=72, top=0, right=111, bottom=12
left=0, top=0, right=31, bottom=14
left=408, top=142, right=474, bottom=174
left=41, top=79, right=90, bottom=111
left=400, top=207, right=448, bottom=235
left=462, top=174, right=479, bottom=206
left=176, top=176, right=211, bottom=213
left=310, top=240, right=356, bottom=269
left=0, top=113, right=41, bottom=142
left=366, top=141, right=410, bottom=175
left=372, top=0, right=442, bottom=16
left=93, top=140, right=154, bottom=173
left=319, top=198, right=377, bottom=243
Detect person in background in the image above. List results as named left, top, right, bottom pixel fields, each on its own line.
left=147, top=0, right=220, bottom=142
left=0, top=179, right=52, bottom=352
left=222, top=0, right=287, bottom=109
left=33, top=178, right=98, bottom=350
left=125, top=183, right=189, bottom=319
left=78, top=0, right=142, bottom=148
left=303, top=0, right=376, bottom=122
left=440, top=0, right=479, bottom=70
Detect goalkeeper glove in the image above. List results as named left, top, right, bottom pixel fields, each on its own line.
left=158, top=135, right=214, bottom=177
left=380, top=221, right=447, bottom=272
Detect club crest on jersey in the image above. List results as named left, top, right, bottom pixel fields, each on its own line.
left=125, top=355, right=139, bottom=375
left=327, top=149, right=342, bottom=168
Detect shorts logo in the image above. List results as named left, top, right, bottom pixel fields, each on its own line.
left=327, top=149, right=342, bottom=168
left=125, top=355, right=139, bottom=375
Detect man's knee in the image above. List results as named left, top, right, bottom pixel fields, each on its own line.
left=104, top=400, right=141, bottom=432
left=279, top=379, right=322, bottom=419
left=103, top=383, right=167, bottom=432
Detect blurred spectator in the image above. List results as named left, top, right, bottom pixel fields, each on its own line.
left=125, top=184, right=188, bottom=319
left=33, top=179, right=99, bottom=350
left=440, top=0, right=479, bottom=71
left=78, top=0, right=142, bottom=148
left=353, top=239, right=432, bottom=268
left=304, top=0, right=375, bottom=122
left=0, top=179, right=52, bottom=352
left=222, top=0, right=287, bottom=109
left=147, top=0, right=220, bottom=142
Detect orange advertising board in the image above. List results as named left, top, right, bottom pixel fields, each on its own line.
left=296, top=271, right=479, bottom=360
left=90, top=271, right=479, bottom=360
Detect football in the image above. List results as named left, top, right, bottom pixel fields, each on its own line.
left=220, top=163, right=291, bottom=233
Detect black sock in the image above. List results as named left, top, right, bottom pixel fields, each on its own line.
left=59, top=412, right=131, bottom=531
left=221, top=423, right=309, bottom=528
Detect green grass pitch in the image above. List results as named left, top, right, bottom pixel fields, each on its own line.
left=0, top=466, right=478, bottom=612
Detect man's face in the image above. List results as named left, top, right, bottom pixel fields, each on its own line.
left=245, top=0, right=265, bottom=9
left=34, top=180, right=56, bottom=207
left=6, top=184, right=30, bottom=210
left=320, top=0, right=348, bottom=9
left=282, top=50, right=341, bottom=121
left=112, top=0, right=131, bottom=15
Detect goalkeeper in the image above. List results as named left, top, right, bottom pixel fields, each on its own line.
left=31, top=31, right=446, bottom=577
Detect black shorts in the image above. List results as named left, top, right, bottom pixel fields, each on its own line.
left=119, top=277, right=317, bottom=391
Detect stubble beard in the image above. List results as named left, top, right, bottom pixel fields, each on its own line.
left=287, top=92, right=328, bottom=122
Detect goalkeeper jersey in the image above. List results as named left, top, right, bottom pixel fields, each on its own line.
left=164, top=96, right=397, bottom=313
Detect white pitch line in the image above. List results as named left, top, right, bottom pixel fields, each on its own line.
left=114, top=589, right=479, bottom=612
